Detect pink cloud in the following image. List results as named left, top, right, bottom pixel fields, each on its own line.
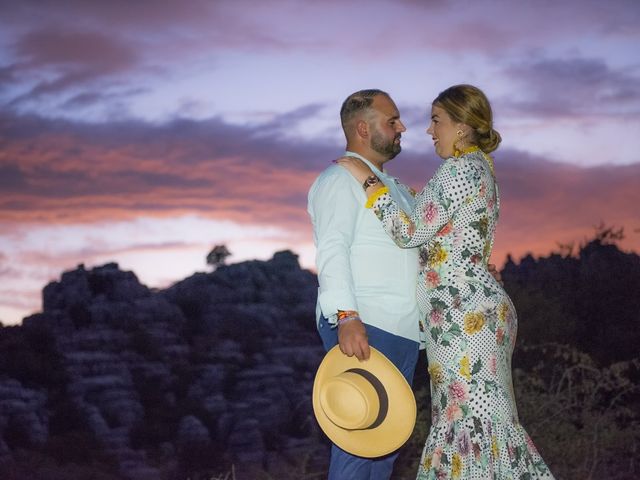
left=1, top=110, right=638, bottom=249
left=0, top=111, right=326, bottom=229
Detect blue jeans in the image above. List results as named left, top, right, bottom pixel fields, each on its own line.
left=317, top=315, right=419, bottom=480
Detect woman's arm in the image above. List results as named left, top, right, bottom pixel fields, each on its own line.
left=373, top=159, right=482, bottom=248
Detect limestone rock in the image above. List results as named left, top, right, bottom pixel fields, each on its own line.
left=0, top=379, right=48, bottom=450
left=0, top=253, right=324, bottom=478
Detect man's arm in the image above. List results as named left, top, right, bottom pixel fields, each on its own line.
left=308, top=167, right=370, bottom=360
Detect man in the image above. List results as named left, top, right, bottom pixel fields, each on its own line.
left=307, top=89, right=421, bottom=479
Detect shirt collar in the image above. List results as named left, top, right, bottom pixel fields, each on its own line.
left=344, top=151, right=390, bottom=178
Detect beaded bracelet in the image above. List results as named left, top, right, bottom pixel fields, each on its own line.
left=338, top=315, right=360, bottom=326
left=337, top=309, right=360, bottom=326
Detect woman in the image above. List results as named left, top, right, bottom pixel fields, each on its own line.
left=337, top=85, right=554, bottom=479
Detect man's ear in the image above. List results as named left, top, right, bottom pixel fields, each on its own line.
left=356, top=120, right=369, bottom=139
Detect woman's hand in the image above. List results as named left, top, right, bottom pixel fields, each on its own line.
left=488, top=263, right=503, bottom=285
left=335, top=156, right=373, bottom=184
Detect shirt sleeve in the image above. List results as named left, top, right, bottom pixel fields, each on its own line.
left=370, top=158, right=482, bottom=248
left=308, top=167, right=361, bottom=323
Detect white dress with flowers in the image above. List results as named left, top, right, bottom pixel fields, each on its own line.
left=369, top=148, right=554, bottom=479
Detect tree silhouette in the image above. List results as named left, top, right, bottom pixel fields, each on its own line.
left=503, top=224, right=640, bottom=364
left=206, top=245, right=231, bottom=270
left=592, top=221, right=624, bottom=244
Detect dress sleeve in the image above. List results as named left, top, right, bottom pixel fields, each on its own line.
left=370, top=158, right=481, bottom=248
left=308, top=167, right=361, bottom=323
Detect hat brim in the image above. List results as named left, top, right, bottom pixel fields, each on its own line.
left=312, top=345, right=416, bottom=458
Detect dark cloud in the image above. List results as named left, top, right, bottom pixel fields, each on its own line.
left=0, top=0, right=215, bottom=29
left=1, top=109, right=638, bottom=255
left=15, top=29, right=137, bottom=70
left=62, top=88, right=146, bottom=109
left=501, top=56, right=640, bottom=118
left=0, top=165, right=27, bottom=190
left=0, top=64, right=18, bottom=90
left=3, top=28, right=140, bottom=108
left=1, top=0, right=638, bottom=124
left=0, top=109, right=340, bottom=226
left=253, top=104, right=326, bottom=136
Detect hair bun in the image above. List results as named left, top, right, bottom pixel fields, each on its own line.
left=478, top=128, right=501, bottom=154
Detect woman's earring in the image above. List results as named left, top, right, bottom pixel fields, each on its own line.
left=454, top=130, right=465, bottom=157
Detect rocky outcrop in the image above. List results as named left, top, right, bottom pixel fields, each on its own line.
left=0, top=251, right=325, bottom=479
left=0, top=379, right=48, bottom=457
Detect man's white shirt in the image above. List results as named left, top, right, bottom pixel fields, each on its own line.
left=307, top=152, right=422, bottom=343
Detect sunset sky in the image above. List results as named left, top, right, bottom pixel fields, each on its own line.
left=1, top=0, right=639, bottom=325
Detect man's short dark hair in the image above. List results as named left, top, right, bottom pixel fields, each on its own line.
left=340, top=89, right=388, bottom=132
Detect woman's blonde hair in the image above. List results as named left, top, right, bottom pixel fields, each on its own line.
left=433, top=84, right=501, bottom=153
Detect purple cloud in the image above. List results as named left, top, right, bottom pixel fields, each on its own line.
left=4, top=28, right=139, bottom=108
left=14, top=29, right=137, bottom=70
left=1, top=108, right=638, bottom=238
left=501, top=56, right=640, bottom=118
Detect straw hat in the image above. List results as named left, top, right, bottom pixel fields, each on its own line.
left=312, top=345, right=417, bottom=458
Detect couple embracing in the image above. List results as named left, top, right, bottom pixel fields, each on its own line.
left=308, top=86, right=554, bottom=479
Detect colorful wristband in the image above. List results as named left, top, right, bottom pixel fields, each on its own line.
left=337, top=309, right=358, bottom=320
left=338, top=315, right=360, bottom=326
left=337, top=309, right=360, bottom=326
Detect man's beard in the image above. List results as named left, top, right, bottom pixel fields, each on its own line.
left=370, top=128, right=401, bottom=159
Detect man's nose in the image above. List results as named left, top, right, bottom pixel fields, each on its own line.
left=397, top=121, right=407, bottom=132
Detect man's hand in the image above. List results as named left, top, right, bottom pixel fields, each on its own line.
left=488, top=263, right=503, bottom=285
left=338, top=319, right=370, bottom=361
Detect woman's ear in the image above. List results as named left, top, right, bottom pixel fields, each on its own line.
left=458, top=123, right=471, bottom=137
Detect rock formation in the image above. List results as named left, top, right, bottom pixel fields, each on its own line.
left=0, top=251, right=326, bottom=479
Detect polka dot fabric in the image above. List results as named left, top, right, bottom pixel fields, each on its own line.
left=371, top=149, right=554, bottom=479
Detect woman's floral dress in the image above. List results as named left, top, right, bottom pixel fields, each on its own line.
left=369, top=148, right=554, bottom=479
